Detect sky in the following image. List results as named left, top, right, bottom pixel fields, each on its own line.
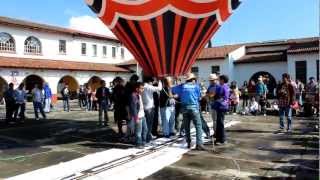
left=0, top=0, right=318, bottom=46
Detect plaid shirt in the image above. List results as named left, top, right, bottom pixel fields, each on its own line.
left=277, top=83, right=295, bottom=108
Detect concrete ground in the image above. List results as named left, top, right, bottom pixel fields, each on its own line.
left=146, top=115, right=319, bottom=180
left=0, top=101, right=319, bottom=179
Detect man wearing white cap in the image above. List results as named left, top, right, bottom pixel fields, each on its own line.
left=207, top=74, right=219, bottom=134
left=172, top=73, right=206, bottom=151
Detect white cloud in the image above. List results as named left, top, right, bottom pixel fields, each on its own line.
left=68, top=15, right=116, bottom=38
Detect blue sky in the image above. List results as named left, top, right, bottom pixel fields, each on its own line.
left=0, top=0, right=318, bottom=46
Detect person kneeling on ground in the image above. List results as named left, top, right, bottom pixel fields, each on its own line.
left=129, top=82, right=148, bottom=148
left=248, top=97, right=259, bottom=115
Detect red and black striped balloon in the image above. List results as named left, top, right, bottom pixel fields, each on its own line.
left=86, top=0, right=241, bottom=77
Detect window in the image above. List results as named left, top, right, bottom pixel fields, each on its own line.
left=102, top=46, right=107, bottom=57
left=211, top=66, right=220, bottom=74
left=24, top=36, right=41, bottom=55
left=59, top=40, right=66, bottom=54
left=295, top=61, right=307, bottom=84
left=92, top=44, right=97, bottom=56
left=121, top=48, right=125, bottom=59
left=112, top=47, right=116, bottom=58
left=317, top=60, right=319, bottom=81
left=0, top=32, right=15, bottom=53
left=191, top=67, right=199, bottom=77
left=81, top=43, right=86, bottom=55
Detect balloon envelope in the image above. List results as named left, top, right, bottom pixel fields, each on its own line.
left=86, top=0, right=240, bottom=77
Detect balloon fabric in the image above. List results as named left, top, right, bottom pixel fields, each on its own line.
left=86, top=0, right=241, bottom=77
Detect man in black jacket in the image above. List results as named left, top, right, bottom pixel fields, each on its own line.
left=4, top=83, right=16, bottom=124
left=96, top=80, right=110, bottom=126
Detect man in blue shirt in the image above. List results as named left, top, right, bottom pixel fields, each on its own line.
left=172, top=73, right=206, bottom=151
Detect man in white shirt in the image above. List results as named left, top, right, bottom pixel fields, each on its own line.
left=142, top=76, right=162, bottom=142
left=32, top=84, right=46, bottom=120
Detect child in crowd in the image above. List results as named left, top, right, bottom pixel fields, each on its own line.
left=230, top=88, right=241, bottom=114
left=129, top=82, right=148, bottom=148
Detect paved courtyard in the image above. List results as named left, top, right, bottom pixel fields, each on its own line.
left=0, top=101, right=318, bottom=179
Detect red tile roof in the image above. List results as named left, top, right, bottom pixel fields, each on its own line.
left=0, top=56, right=129, bottom=73
left=234, top=52, right=286, bottom=64
left=287, top=38, right=319, bottom=54
left=197, top=45, right=242, bottom=60
left=117, top=59, right=137, bottom=66
left=0, top=16, right=119, bottom=43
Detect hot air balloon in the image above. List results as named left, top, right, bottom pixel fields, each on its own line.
left=86, top=0, right=240, bottom=77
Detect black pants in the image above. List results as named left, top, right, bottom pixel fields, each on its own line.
left=174, top=103, right=181, bottom=131
left=242, top=95, right=249, bottom=108
left=216, top=110, right=226, bottom=143
left=14, top=103, right=25, bottom=121
left=152, top=107, right=159, bottom=136
left=144, top=108, right=154, bottom=142
left=114, top=107, right=127, bottom=136
left=5, top=103, right=16, bottom=123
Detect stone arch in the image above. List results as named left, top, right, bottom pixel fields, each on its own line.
left=22, top=74, right=45, bottom=93
left=0, top=76, right=8, bottom=103
left=249, top=71, right=277, bottom=97
left=87, top=76, right=102, bottom=92
left=57, top=75, right=79, bottom=99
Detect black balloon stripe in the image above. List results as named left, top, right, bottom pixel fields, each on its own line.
left=132, top=21, right=155, bottom=74
left=118, top=18, right=154, bottom=74
left=162, top=11, right=176, bottom=75
left=151, top=18, right=164, bottom=75
left=183, top=15, right=217, bottom=72
left=173, top=17, right=187, bottom=75
left=179, top=19, right=203, bottom=74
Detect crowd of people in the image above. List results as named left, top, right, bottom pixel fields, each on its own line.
left=1, top=72, right=319, bottom=150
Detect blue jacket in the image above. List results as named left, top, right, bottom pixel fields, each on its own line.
left=43, top=84, right=52, bottom=99
left=172, top=82, right=201, bottom=107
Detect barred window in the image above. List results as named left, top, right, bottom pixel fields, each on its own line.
left=81, top=43, right=86, bottom=55
left=112, top=47, right=116, bottom=58
left=59, top=40, right=66, bottom=54
left=121, top=48, right=125, bottom=59
left=24, top=36, right=41, bottom=55
left=0, top=32, right=15, bottom=53
left=92, top=44, right=97, bottom=57
left=102, top=46, right=107, bottom=57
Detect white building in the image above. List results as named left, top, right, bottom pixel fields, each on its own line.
left=0, top=16, right=132, bottom=101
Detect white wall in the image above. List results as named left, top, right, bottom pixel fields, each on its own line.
left=0, top=25, right=132, bottom=64
left=233, top=61, right=288, bottom=85
left=287, top=52, right=319, bottom=82
left=192, top=59, right=228, bottom=86
left=228, top=46, right=246, bottom=81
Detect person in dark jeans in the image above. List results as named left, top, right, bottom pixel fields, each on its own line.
left=4, top=83, right=16, bottom=124
left=96, top=80, right=110, bottom=126
left=241, top=81, right=249, bottom=109
left=61, top=84, right=70, bottom=112
left=32, top=84, right=46, bottom=120
left=213, top=75, right=230, bottom=145
left=172, top=73, right=206, bottom=151
left=14, top=83, right=26, bottom=122
left=112, top=77, right=128, bottom=137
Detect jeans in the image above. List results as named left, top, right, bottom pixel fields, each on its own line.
left=135, top=117, right=148, bottom=146
left=5, top=102, right=16, bottom=122
left=144, top=108, right=155, bottom=142
left=63, top=98, right=70, bottom=111
left=279, top=106, right=292, bottom=130
left=182, top=106, right=203, bottom=145
left=200, top=113, right=210, bottom=137
left=33, top=101, right=46, bottom=119
left=160, top=106, right=175, bottom=136
left=99, top=101, right=109, bottom=125
left=44, top=98, right=51, bottom=112
left=216, top=110, right=226, bottom=143
left=14, top=103, right=25, bottom=121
